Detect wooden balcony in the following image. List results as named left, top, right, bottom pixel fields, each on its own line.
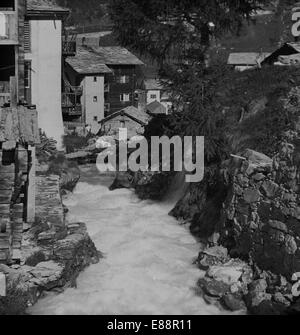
left=62, top=92, right=82, bottom=116
left=62, top=40, right=76, bottom=57
left=0, top=12, right=18, bottom=45
left=62, top=104, right=82, bottom=116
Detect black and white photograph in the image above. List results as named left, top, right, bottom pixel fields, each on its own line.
left=1, top=0, right=300, bottom=320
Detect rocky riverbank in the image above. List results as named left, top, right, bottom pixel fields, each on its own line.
left=0, top=159, right=100, bottom=315
left=130, top=87, right=300, bottom=314
left=168, top=142, right=300, bottom=314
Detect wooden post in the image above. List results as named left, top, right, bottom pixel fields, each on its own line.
left=26, top=145, right=36, bottom=224
left=0, top=273, right=6, bottom=297
left=9, top=77, right=18, bottom=108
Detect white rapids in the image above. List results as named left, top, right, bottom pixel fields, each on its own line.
left=28, top=166, right=226, bottom=315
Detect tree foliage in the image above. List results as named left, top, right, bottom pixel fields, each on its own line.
left=56, top=0, right=107, bottom=25
left=109, top=0, right=295, bottom=163
left=109, top=0, right=267, bottom=64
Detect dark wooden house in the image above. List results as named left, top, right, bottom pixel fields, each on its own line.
left=95, top=46, right=144, bottom=115
left=65, top=46, right=144, bottom=122
left=0, top=104, right=39, bottom=264
left=0, top=0, right=26, bottom=106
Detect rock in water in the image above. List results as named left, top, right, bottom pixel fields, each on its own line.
left=109, top=172, right=133, bottom=190
left=222, top=293, right=247, bottom=312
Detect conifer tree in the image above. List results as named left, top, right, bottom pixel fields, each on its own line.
left=109, top=0, right=269, bottom=162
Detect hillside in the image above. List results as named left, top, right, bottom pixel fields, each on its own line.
left=55, top=0, right=110, bottom=26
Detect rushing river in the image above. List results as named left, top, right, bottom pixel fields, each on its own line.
left=28, top=166, right=225, bottom=315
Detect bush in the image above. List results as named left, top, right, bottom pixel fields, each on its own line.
left=63, top=134, right=91, bottom=154
left=165, top=65, right=300, bottom=162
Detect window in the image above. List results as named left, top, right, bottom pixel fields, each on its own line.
left=94, top=116, right=98, bottom=121
left=104, top=103, right=110, bottom=112
left=116, top=75, right=130, bottom=84
left=24, top=21, right=31, bottom=53
left=120, top=93, right=130, bottom=102
left=120, top=120, right=125, bottom=128
left=93, top=96, right=98, bottom=102
left=0, top=1, right=15, bottom=11
left=150, top=94, right=157, bottom=99
left=94, top=77, right=97, bottom=82
left=24, top=62, right=31, bottom=89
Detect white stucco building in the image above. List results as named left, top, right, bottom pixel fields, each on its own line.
left=25, top=0, right=69, bottom=149
left=64, top=47, right=112, bottom=129
left=144, top=78, right=172, bottom=112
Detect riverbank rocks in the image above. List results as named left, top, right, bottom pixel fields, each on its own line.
left=197, top=246, right=229, bottom=270
left=220, top=144, right=300, bottom=278
left=109, top=172, right=133, bottom=190
left=0, top=220, right=100, bottom=315
left=29, top=261, right=64, bottom=290
left=196, top=246, right=252, bottom=313
left=0, top=162, right=100, bottom=315
left=168, top=142, right=300, bottom=313
left=134, top=171, right=175, bottom=200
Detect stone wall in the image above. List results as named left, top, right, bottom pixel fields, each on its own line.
left=220, top=139, right=300, bottom=278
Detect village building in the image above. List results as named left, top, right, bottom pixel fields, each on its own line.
left=64, top=47, right=112, bottom=127
left=227, top=52, right=270, bottom=71
left=146, top=100, right=168, bottom=116
left=0, top=105, right=39, bottom=264
left=144, top=79, right=163, bottom=105
left=64, top=46, right=144, bottom=128
left=0, top=0, right=70, bottom=149
left=98, top=106, right=150, bottom=139
left=143, top=78, right=172, bottom=112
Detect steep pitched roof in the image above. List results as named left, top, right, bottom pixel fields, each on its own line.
left=99, top=106, right=150, bottom=126
left=26, top=0, right=69, bottom=14
left=144, top=79, right=164, bottom=91
left=90, top=46, right=144, bottom=66
left=0, top=106, right=40, bottom=145
left=146, top=101, right=167, bottom=115
left=122, top=106, right=150, bottom=124
left=228, top=52, right=270, bottom=65
left=66, top=48, right=112, bottom=75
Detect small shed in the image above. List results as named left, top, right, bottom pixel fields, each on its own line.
left=228, top=52, right=270, bottom=71
left=0, top=105, right=39, bottom=264
left=98, top=106, right=150, bottom=139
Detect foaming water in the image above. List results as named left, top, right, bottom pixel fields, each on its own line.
left=28, top=166, right=225, bottom=315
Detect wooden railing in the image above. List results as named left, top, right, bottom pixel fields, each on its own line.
left=62, top=40, right=76, bottom=56
left=62, top=105, right=82, bottom=116
left=62, top=92, right=82, bottom=116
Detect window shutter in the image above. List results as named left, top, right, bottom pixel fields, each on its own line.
left=24, top=21, right=31, bottom=53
